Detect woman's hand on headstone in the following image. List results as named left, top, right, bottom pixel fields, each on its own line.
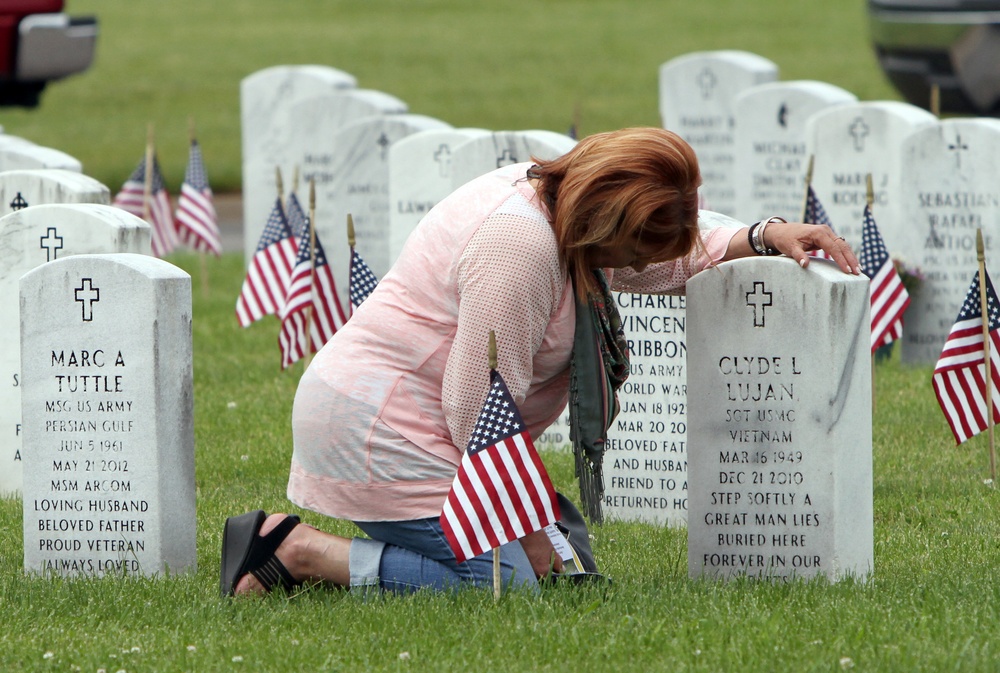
left=765, top=222, right=860, bottom=275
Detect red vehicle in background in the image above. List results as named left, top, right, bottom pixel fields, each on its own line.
left=0, top=0, right=96, bottom=107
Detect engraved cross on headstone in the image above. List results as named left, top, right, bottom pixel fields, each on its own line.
left=745, top=281, right=772, bottom=327
left=376, top=132, right=391, bottom=161
left=696, top=67, right=717, bottom=100
left=74, top=278, right=100, bottom=322
left=496, top=149, right=518, bottom=168
left=849, top=117, right=870, bottom=152
left=434, top=143, right=452, bottom=177
left=10, top=192, right=29, bottom=211
left=948, top=133, right=969, bottom=169
left=40, top=227, right=64, bottom=262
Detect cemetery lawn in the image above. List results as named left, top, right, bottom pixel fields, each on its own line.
left=0, top=254, right=998, bottom=672
left=0, top=0, right=898, bottom=193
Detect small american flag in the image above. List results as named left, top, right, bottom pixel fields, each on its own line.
left=803, top=184, right=834, bottom=261
left=440, top=369, right=560, bottom=563
left=113, top=153, right=177, bottom=257
left=932, top=269, right=1000, bottom=444
left=349, top=247, right=379, bottom=310
left=859, top=204, right=910, bottom=352
left=175, top=139, right=221, bottom=256
left=235, top=198, right=297, bottom=327
left=278, top=217, right=348, bottom=369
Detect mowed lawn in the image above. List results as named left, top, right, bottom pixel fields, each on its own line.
left=3, top=2, right=999, bottom=672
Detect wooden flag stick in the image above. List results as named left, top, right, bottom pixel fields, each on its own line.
left=930, top=83, right=941, bottom=118
left=867, top=174, right=876, bottom=414
left=347, top=213, right=356, bottom=248
left=488, top=329, right=501, bottom=600
left=275, top=166, right=284, bottom=203
left=143, top=123, right=154, bottom=223
left=976, top=229, right=997, bottom=483
left=304, top=179, right=318, bottom=369
left=799, top=154, right=815, bottom=223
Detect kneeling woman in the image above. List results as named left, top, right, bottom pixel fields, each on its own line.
left=220, top=127, right=858, bottom=595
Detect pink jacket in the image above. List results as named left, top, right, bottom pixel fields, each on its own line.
left=287, top=163, right=735, bottom=521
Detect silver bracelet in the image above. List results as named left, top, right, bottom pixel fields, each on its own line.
left=757, top=216, right=785, bottom=255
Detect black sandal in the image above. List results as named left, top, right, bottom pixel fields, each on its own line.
left=220, top=510, right=302, bottom=597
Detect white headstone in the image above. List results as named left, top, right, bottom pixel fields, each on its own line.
left=687, top=256, right=873, bottom=582
left=0, top=169, right=110, bottom=215
left=0, top=205, right=150, bottom=497
left=0, top=136, right=81, bottom=172
left=315, top=114, right=452, bottom=307
left=387, top=128, right=491, bottom=262
left=240, top=65, right=358, bottom=262
left=733, top=81, right=857, bottom=224
left=21, top=253, right=195, bottom=576
left=244, top=89, right=410, bottom=265
left=449, top=130, right=576, bottom=190
left=659, top=51, right=779, bottom=216
left=602, top=210, right=741, bottom=526
left=896, top=118, right=1000, bottom=364
left=805, top=101, right=936, bottom=250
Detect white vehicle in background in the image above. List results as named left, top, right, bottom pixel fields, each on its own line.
left=868, top=0, right=1000, bottom=115
left=0, top=0, right=97, bottom=107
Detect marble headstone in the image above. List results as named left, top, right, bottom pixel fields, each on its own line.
left=602, top=210, right=741, bottom=526
left=805, top=101, right=936, bottom=250
left=659, top=50, right=778, bottom=216
left=687, top=256, right=872, bottom=582
left=448, top=130, right=576, bottom=190
left=387, top=127, right=490, bottom=262
left=314, top=114, right=452, bottom=308
left=896, top=118, right=1000, bottom=364
left=240, top=65, right=357, bottom=262
left=0, top=137, right=81, bottom=172
left=0, top=169, right=110, bottom=216
left=21, top=253, right=195, bottom=576
left=0, top=205, right=150, bottom=497
left=251, top=88, right=412, bottom=262
left=733, top=81, right=856, bottom=224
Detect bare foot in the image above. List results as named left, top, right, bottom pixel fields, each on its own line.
left=232, top=513, right=305, bottom=595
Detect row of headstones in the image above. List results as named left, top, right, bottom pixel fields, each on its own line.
left=240, top=64, right=877, bottom=583
left=559, top=50, right=1000, bottom=532
left=14, top=225, right=868, bottom=583
left=240, top=65, right=577, bottom=311
left=660, top=50, right=1000, bottom=366
left=0, top=190, right=198, bottom=577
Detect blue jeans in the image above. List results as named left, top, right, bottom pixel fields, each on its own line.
left=349, top=518, right=538, bottom=594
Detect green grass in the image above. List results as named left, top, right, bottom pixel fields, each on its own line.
left=2, top=254, right=999, bottom=672
left=0, top=0, right=898, bottom=193
left=2, top=3, right=994, bottom=671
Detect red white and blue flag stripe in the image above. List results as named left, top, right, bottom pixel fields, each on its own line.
left=113, top=153, right=177, bottom=257
left=933, top=269, right=1000, bottom=444
left=235, top=198, right=297, bottom=327
left=175, top=139, right=221, bottom=256
left=277, top=216, right=347, bottom=368
left=440, top=370, right=560, bottom=563
left=859, top=204, right=910, bottom=352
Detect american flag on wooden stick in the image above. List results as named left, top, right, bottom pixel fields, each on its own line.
left=859, top=204, right=910, bottom=352
left=440, top=369, right=560, bottom=563
left=278, top=216, right=347, bottom=369
left=113, top=153, right=176, bottom=257
left=235, top=198, right=296, bottom=327
left=932, top=269, right=1000, bottom=444
left=175, top=139, right=221, bottom=256
left=285, top=191, right=308, bottom=240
